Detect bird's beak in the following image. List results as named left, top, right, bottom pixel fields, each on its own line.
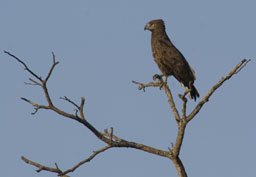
left=144, top=23, right=149, bottom=31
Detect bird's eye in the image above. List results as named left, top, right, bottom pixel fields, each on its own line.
left=151, top=23, right=156, bottom=27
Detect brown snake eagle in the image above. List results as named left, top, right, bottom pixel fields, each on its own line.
left=145, top=19, right=199, bottom=101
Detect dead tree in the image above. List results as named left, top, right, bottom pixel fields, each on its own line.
left=4, top=50, right=250, bottom=177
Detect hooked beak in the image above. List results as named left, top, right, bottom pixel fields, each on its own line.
left=144, top=23, right=149, bottom=31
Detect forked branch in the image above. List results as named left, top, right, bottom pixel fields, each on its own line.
left=132, top=79, right=181, bottom=122
left=21, top=145, right=112, bottom=177
left=132, top=58, right=250, bottom=177
left=5, top=51, right=170, bottom=176
left=133, top=59, right=250, bottom=123
left=5, top=50, right=249, bottom=177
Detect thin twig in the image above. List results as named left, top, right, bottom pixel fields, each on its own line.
left=110, top=127, right=113, bottom=142
left=60, top=96, right=80, bottom=109
left=21, top=97, right=50, bottom=114
left=21, top=156, right=62, bottom=174
left=79, top=97, right=86, bottom=120
left=132, top=80, right=161, bottom=91
left=45, top=52, right=59, bottom=82
left=104, top=128, right=121, bottom=142
left=234, top=59, right=251, bottom=74
left=61, top=145, right=112, bottom=175
left=4, top=51, right=43, bottom=81
left=24, top=78, right=42, bottom=86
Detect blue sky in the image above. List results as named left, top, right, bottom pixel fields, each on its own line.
left=1, top=0, right=255, bottom=177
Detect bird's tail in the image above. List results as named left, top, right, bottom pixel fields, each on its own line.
left=186, top=85, right=200, bottom=101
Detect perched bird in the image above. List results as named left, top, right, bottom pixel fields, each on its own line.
left=144, top=19, right=199, bottom=101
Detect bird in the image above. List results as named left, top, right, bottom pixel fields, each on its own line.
left=144, top=19, right=199, bottom=101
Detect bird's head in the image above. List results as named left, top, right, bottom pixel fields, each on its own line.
left=144, top=19, right=165, bottom=32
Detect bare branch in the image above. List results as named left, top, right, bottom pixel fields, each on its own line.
left=173, top=157, right=188, bottom=177
left=187, top=59, right=250, bottom=122
left=41, top=81, right=54, bottom=107
left=179, top=92, right=188, bottom=119
left=38, top=100, right=172, bottom=159
left=21, top=97, right=50, bottom=114
left=59, top=96, right=86, bottom=120
left=132, top=80, right=161, bottom=91
left=234, top=59, right=251, bottom=74
left=79, top=97, right=86, bottom=120
left=172, top=120, right=186, bottom=157
left=104, top=128, right=121, bottom=142
left=133, top=78, right=181, bottom=122
left=110, top=127, right=113, bottom=142
left=102, top=128, right=170, bottom=158
left=21, top=145, right=111, bottom=176
left=45, top=52, right=59, bottom=82
left=61, top=145, right=112, bottom=175
left=4, top=51, right=58, bottom=107
left=7, top=51, right=250, bottom=177
left=24, top=78, right=42, bottom=86
left=4, top=51, right=43, bottom=81
left=161, top=83, right=181, bottom=122
left=21, top=156, right=63, bottom=175
left=60, top=96, right=80, bottom=109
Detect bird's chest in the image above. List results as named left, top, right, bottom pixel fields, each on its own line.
left=151, top=40, right=176, bottom=76
left=151, top=43, right=164, bottom=61
left=151, top=39, right=170, bottom=59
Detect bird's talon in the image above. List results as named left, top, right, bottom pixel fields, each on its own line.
left=153, top=74, right=160, bottom=81
left=153, top=74, right=163, bottom=81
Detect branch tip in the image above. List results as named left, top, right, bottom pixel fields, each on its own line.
left=110, top=127, right=113, bottom=142
left=55, top=163, right=60, bottom=170
left=21, top=97, right=28, bottom=102
left=4, top=51, right=43, bottom=81
left=234, top=58, right=251, bottom=74
left=79, top=97, right=86, bottom=120
left=51, top=52, right=55, bottom=62
left=45, top=52, right=59, bottom=82
left=60, top=96, right=80, bottom=109
left=132, top=80, right=161, bottom=91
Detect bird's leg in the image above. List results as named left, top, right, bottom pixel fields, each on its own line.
left=160, top=76, right=168, bottom=89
